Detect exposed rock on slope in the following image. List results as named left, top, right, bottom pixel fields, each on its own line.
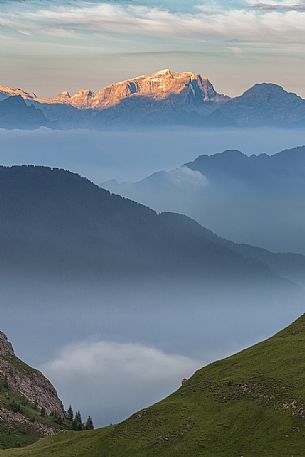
left=0, top=332, right=64, bottom=416
left=0, top=331, right=66, bottom=449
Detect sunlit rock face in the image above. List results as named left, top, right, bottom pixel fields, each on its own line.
left=0, top=86, right=37, bottom=102
left=75, top=69, right=229, bottom=110
left=0, top=69, right=229, bottom=110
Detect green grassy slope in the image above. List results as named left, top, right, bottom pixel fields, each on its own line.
left=4, top=314, right=305, bottom=456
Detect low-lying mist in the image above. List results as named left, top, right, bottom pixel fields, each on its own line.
left=1, top=127, right=305, bottom=183
left=1, top=126, right=305, bottom=428
left=1, top=276, right=303, bottom=428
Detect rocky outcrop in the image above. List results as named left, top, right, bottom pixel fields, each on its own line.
left=0, top=407, right=55, bottom=436
left=0, top=331, right=64, bottom=417
left=0, top=330, right=72, bottom=448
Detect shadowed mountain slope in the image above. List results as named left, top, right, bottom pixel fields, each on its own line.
left=0, top=96, right=47, bottom=129
left=209, top=83, right=305, bottom=127
left=0, top=165, right=304, bottom=287
left=105, top=146, right=305, bottom=254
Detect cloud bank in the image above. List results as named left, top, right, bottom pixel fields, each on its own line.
left=42, top=339, right=200, bottom=426
left=2, top=1, right=305, bottom=44
left=251, top=1, right=305, bottom=11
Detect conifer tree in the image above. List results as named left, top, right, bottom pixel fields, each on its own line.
left=72, top=411, right=83, bottom=431
left=67, top=405, right=74, bottom=421
left=85, top=416, right=94, bottom=430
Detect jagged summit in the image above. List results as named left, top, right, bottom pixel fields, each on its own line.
left=2, top=73, right=305, bottom=128
left=0, top=69, right=229, bottom=111
left=0, top=86, right=36, bottom=102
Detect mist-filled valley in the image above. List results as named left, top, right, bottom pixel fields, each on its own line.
left=1, top=278, right=303, bottom=429
left=3, top=0, right=305, bottom=453
left=0, top=127, right=305, bottom=431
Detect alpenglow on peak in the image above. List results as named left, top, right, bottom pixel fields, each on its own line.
left=0, top=69, right=229, bottom=110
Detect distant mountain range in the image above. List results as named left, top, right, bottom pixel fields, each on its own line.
left=1, top=69, right=305, bottom=128
left=6, top=313, right=305, bottom=456
left=0, top=165, right=305, bottom=295
left=105, top=145, right=305, bottom=255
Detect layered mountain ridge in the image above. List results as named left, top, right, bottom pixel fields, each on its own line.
left=105, top=145, right=305, bottom=254
left=0, top=164, right=305, bottom=296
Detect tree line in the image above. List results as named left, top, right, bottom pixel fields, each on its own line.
left=67, top=405, right=94, bottom=431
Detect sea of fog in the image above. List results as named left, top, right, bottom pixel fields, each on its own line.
left=1, top=127, right=305, bottom=183
left=1, top=126, right=305, bottom=428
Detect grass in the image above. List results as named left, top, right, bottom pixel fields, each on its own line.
left=3, top=314, right=305, bottom=456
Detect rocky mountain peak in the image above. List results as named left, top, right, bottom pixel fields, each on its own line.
left=57, top=91, right=71, bottom=99
left=0, top=70, right=229, bottom=112
left=0, top=331, right=14, bottom=357
left=152, top=68, right=173, bottom=76
left=0, top=86, right=36, bottom=102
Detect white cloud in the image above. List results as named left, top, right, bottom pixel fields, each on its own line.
left=41, top=339, right=200, bottom=427
left=2, top=1, right=305, bottom=44
left=166, top=167, right=208, bottom=188
left=250, top=1, right=305, bottom=11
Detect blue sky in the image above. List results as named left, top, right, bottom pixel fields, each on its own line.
left=1, top=0, right=305, bottom=96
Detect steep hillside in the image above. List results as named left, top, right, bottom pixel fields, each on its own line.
left=0, top=165, right=303, bottom=288
left=5, top=314, right=305, bottom=456
left=0, top=331, right=67, bottom=449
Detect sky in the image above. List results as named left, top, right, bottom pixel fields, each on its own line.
left=1, top=0, right=305, bottom=97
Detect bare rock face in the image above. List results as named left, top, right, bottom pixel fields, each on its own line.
left=0, top=86, right=36, bottom=102
left=0, top=69, right=229, bottom=110
left=73, top=69, right=229, bottom=110
left=0, top=331, right=64, bottom=417
left=0, top=332, right=14, bottom=357
left=0, top=331, right=70, bottom=448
